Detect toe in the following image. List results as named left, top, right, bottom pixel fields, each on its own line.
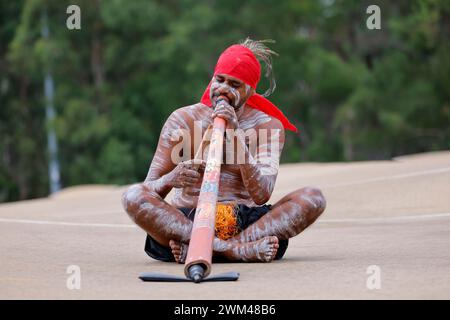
left=272, top=249, right=278, bottom=259
left=169, top=240, right=181, bottom=251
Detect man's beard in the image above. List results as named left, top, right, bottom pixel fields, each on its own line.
left=211, top=93, right=245, bottom=110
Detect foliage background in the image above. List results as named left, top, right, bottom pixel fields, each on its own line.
left=1, top=0, right=449, bottom=202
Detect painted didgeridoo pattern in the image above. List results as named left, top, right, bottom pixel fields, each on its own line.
left=184, top=116, right=226, bottom=278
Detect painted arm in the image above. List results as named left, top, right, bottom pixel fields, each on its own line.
left=236, top=119, right=285, bottom=205
left=143, top=110, right=202, bottom=198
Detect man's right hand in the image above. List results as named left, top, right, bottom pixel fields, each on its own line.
left=167, top=159, right=206, bottom=189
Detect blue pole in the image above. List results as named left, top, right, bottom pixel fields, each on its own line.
left=41, top=10, right=61, bottom=194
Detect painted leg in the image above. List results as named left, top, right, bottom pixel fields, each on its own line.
left=232, top=187, right=326, bottom=243
left=123, top=183, right=279, bottom=263
left=121, top=183, right=193, bottom=247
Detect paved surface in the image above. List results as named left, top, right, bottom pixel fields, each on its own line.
left=1, top=151, right=450, bottom=299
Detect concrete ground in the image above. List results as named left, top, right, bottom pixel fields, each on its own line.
left=0, top=151, right=449, bottom=299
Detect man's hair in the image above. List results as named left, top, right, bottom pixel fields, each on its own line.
left=240, top=38, right=278, bottom=97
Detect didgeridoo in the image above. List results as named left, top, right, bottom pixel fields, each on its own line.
left=184, top=105, right=227, bottom=282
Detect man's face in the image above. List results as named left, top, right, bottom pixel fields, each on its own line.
left=210, top=73, right=254, bottom=110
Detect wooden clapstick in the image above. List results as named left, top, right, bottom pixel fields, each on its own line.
left=184, top=112, right=226, bottom=282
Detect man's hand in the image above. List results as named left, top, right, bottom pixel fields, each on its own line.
left=167, top=159, right=206, bottom=189
left=212, top=100, right=239, bottom=130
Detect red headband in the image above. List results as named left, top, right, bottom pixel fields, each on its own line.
left=200, top=44, right=298, bottom=132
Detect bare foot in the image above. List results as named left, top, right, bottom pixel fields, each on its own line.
left=169, top=239, right=188, bottom=264
left=226, top=236, right=279, bottom=262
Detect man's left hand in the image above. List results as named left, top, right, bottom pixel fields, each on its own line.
left=212, top=100, right=239, bottom=130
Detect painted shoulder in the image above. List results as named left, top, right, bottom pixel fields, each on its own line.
left=177, top=103, right=211, bottom=120
left=164, top=103, right=210, bottom=129
left=240, top=107, right=284, bottom=132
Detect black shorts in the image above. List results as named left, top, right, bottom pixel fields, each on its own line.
left=144, top=204, right=289, bottom=262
